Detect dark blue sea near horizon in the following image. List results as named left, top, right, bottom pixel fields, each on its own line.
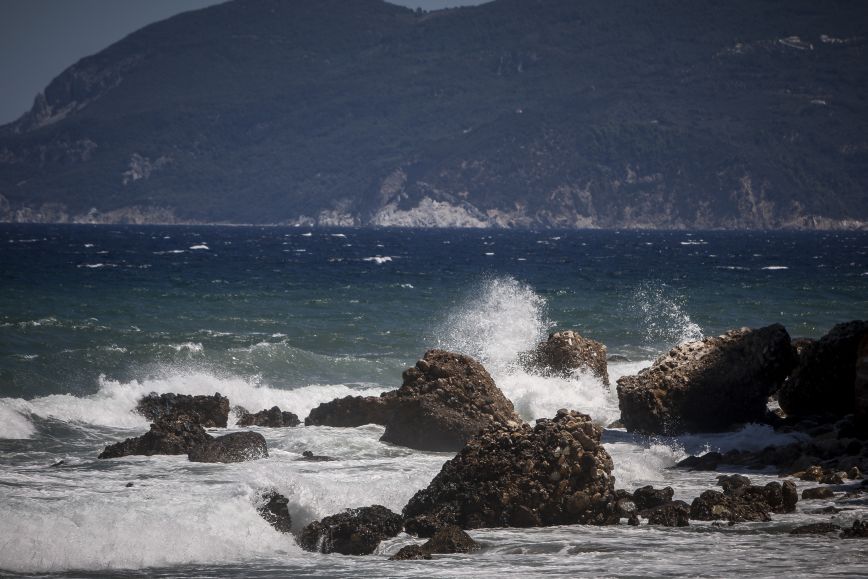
left=1, top=224, right=866, bottom=577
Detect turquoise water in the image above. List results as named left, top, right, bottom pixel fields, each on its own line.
left=1, top=225, right=866, bottom=576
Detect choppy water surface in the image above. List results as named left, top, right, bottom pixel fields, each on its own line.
left=1, top=225, right=866, bottom=577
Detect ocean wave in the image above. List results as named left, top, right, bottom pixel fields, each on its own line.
left=363, top=256, right=392, bottom=264
left=761, top=265, right=789, bottom=271
left=189, top=244, right=210, bottom=250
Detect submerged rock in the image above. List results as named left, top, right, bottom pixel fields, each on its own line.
left=389, top=525, right=480, bottom=560
left=306, top=350, right=522, bottom=452
left=801, top=487, right=835, bottom=500
left=522, top=330, right=609, bottom=385
left=136, top=392, right=230, bottom=428
left=237, top=406, right=300, bottom=428
left=187, top=431, right=268, bottom=463
left=298, top=505, right=403, bottom=555
left=98, top=414, right=211, bottom=459
left=842, top=520, right=868, bottom=538
left=402, top=409, right=618, bottom=536
left=779, top=321, right=868, bottom=421
left=257, top=489, right=292, bottom=533
left=790, top=523, right=842, bottom=535
left=299, top=450, right=335, bottom=462
left=616, top=324, right=796, bottom=434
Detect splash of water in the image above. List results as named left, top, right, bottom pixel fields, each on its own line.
left=627, top=282, right=703, bottom=350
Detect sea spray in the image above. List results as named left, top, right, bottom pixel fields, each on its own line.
left=626, top=281, right=703, bottom=351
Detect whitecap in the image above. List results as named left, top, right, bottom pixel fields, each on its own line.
left=330, top=233, right=347, bottom=238
left=363, top=256, right=392, bottom=264
left=77, top=263, right=116, bottom=269
left=761, top=266, right=789, bottom=270
left=189, top=244, right=210, bottom=250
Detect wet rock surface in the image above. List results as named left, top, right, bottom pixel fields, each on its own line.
left=688, top=476, right=797, bottom=523
left=616, top=325, right=796, bottom=434
left=257, top=490, right=292, bottom=533
left=522, top=330, right=609, bottom=385
left=237, top=406, right=300, bottom=428
left=643, top=501, right=691, bottom=527
left=306, top=350, right=522, bottom=451
left=802, top=487, right=835, bottom=500
left=389, top=525, right=480, bottom=560
left=187, top=431, right=268, bottom=463
left=299, top=505, right=403, bottom=555
left=790, top=523, right=842, bottom=535
left=136, top=392, right=230, bottom=428
left=403, top=409, right=617, bottom=536
left=98, top=414, right=211, bottom=459
left=779, top=321, right=868, bottom=421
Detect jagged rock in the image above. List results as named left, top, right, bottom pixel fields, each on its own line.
left=298, top=505, right=403, bottom=555
left=403, top=409, right=618, bottom=536
left=779, top=321, right=868, bottom=420
left=642, top=501, right=690, bottom=527
left=689, top=475, right=796, bottom=522
left=237, top=406, right=300, bottom=427
left=299, top=450, right=335, bottom=462
left=307, top=350, right=522, bottom=451
left=522, top=330, right=609, bottom=385
left=802, top=487, right=835, bottom=500
left=136, top=392, right=230, bottom=428
left=389, top=545, right=432, bottom=560
left=790, top=523, right=842, bottom=535
left=676, top=452, right=723, bottom=471
left=689, top=490, right=771, bottom=523
left=187, top=431, right=268, bottom=463
left=256, top=490, right=292, bottom=533
left=796, top=465, right=845, bottom=484
left=632, top=485, right=674, bottom=510
left=616, top=325, right=796, bottom=434
left=389, top=525, right=480, bottom=560
left=842, top=520, right=868, bottom=538
left=98, top=414, right=211, bottom=459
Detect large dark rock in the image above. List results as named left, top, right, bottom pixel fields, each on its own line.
left=389, top=525, right=480, bottom=560
left=403, top=409, right=618, bottom=536
left=306, top=350, right=522, bottom=452
left=298, top=505, right=403, bottom=555
left=257, top=490, right=292, bottom=533
left=98, top=414, right=212, bottom=459
left=187, top=431, right=268, bottom=463
left=689, top=475, right=797, bottom=523
left=136, top=392, right=230, bottom=428
left=632, top=485, right=674, bottom=510
left=523, top=330, right=609, bottom=385
left=842, top=520, right=868, bottom=538
left=616, top=325, right=796, bottom=434
left=642, top=501, right=690, bottom=527
left=237, top=406, right=300, bottom=428
left=779, top=321, right=868, bottom=424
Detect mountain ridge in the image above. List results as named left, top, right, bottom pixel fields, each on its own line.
left=1, top=0, right=866, bottom=229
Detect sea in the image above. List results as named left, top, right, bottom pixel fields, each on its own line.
left=1, top=224, right=866, bottom=578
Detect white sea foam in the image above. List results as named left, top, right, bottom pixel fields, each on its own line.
left=78, top=263, right=117, bottom=269
left=497, top=370, right=619, bottom=426
left=153, top=249, right=186, bottom=255
left=189, top=244, right=210, bottom=250
left=0, top=403, right=37, bottom=439
left=363, top=256, right=392, bottom=264
left=761, top=265, right=789, bottom=270
left=169, top=342, right=204, bottom=353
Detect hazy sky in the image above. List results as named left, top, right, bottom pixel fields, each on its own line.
left=0, top=0, right=486, bottom=125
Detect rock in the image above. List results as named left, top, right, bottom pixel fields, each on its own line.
left=257, top=490, right=292, bottom=533
left=98, top=414, right=211, bottom=459
left=616, top=325, right=796, bottom=434
left=779, top=321, right=868, bottom=420
left=632, top=486, right=674, bottom=510
left=299, top=505, right=403, bottom=555
left=389, top=524, right=480, bottom=560
left=237, top=406, right=300, bottom=428
left=841, top=520, right=868, bottom=538
left=688, top=475, right=795, bottom=522
left=848, top=466, right=862, bottom=480
left=782, top=480, right=799, bottom=513
left=389, top=545, right=432, bottom=560
left=522, top=330, right=609, bottom=385
left=790, top=523, right=842, bottom=535
left=307, top=350, right=522, bottom=452
left=797, top=465, right=845, bottom=484
left=802, top=487, right=835, bottom=500
left=689, top=490, right=772, bottom=523
left=676, top=452, right=722, bottom=471
left=299, top=450, right=335, bottom=462
left=716, top=474, right=752, bottom=494
left=187, top=431, right=268, bottom=463
left=136, top=392, right=230, bottom=428
left=642, top=501, right=690, bottom=527
left=403, top=409, right=618, bottom=536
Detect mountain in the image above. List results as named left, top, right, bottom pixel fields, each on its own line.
left=1, top=0, right=867, bottom=229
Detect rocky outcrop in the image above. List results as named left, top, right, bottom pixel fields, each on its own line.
left=237, top=406, right=300, bottom=428
left=616, top=325, right=796, bottom=434
left=689, top=476, right=797, bottom=523
left=187, top=431, right=268, bottom=463
left=522, top=331, right=609, bottom=385
left=801, top=487, right=835, bottom=500
left=298, top=505, right=403, bottom=555
left=136, top=392, right=230, bottom=428
left=842, top=520, right=868, bottom=538
left=402, top=409, right=618, bottom=536
left=389, top=525, right=480, bottom=560
left=257, top=490, right=292, bottom=533
left=98, top=414, right=211, bottom=459
left=307, top=350, right=522, bottom=451
left=779, top=321, right=868, bottom=422
left=632, top=485, right=674, bottom=510
left=643, top=501, right=690, bottom=527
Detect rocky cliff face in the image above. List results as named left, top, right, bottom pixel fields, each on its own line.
left=1, top=0, right=866, bottom=229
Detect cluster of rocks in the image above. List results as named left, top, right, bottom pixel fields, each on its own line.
left=616, top=321, right=868, bottom=439
left=306, top=349, right=523, bottom=451
left=99, top=392, right=300, bottom=463
left=237, top=406, right=301, bottom=428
